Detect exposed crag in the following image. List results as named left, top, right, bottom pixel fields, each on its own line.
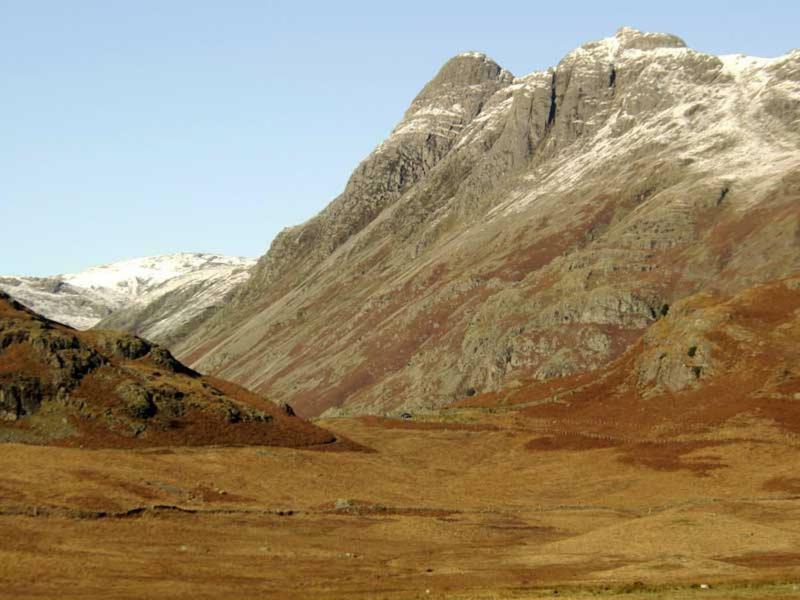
left=175, top=28, right=800, bottom=417
left=461, top=276, right=800, bottom=442
left=0, top=291, right=344, bottom=448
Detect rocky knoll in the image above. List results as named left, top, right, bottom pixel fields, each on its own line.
left=0, top=291, right=341, bottom=448
left=176, top=28, right=800, bottom=417
left=462, top=276, right=800, bottom=441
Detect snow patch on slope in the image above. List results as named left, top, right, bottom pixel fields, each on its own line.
left=63, top=253, right=253, bottom=306
left=0, top=253, right=256, bottom=330
left=486, top=38, right=800, bottom=218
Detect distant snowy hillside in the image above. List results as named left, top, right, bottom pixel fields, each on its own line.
left=0, top=254, right=256, bottom=341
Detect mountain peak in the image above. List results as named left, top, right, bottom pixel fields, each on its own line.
left=455, top=51, right=490, bottom=60
left=177, top=26, right=800, bottom=418
left=420, top=51, right=513, bottom=95
left=612, top=26, right=687, bottom=50
left=0, top=253, right=256, bottom=334
left=569, top=27, right=687, bottom=64
left=400, top=50, right=513, bottom=124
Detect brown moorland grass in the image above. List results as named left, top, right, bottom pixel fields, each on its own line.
left=2, top=282, right=800, bottom=597
left=1, top=413, right=800, bottom=599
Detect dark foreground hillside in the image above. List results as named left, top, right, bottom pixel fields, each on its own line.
left=0, top=290, right=353, bottom=449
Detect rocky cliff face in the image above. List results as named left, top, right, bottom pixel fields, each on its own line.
left=0, top=253, right=255, bottom=345
left=176, top=28, right=800, bottom=417
left=234, top=52, right=513, bottom=308
left=0, top=291, right=341, bottom=448
left=632, top=277, right=800, bottom=397
left=460, top=276, right=800, bottom=443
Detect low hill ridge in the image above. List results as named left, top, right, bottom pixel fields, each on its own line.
left=0, top=290, right=349, bottom=449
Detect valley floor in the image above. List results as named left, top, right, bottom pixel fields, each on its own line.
left=1, top=413, right=799, bottom=599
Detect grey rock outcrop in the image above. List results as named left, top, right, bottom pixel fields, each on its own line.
left=235, top=53, right=513, bottom=308
left=176, top=28, right=800, bottom=417
left=0, top=291, right=338, bottom=447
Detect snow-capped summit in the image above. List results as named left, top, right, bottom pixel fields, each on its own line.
left=176, top=28, right=800, bottom=417
left=0, top=253, right=256, bottom=340
left=62, top=253, right=255, bottom=307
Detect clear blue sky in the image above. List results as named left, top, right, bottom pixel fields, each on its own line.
left=2, top=0, right=798, bottom=275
